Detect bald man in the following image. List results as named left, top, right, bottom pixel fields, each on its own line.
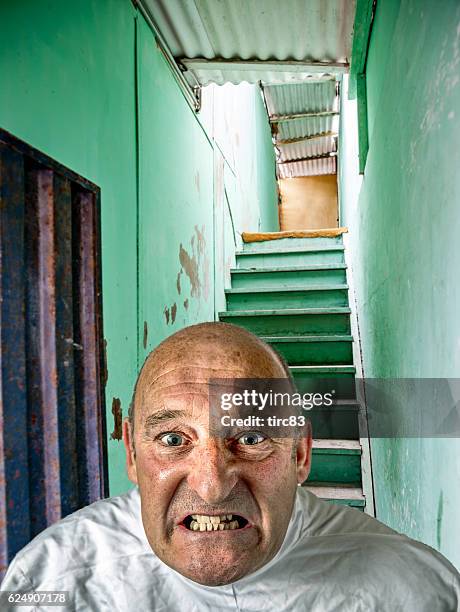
left=2, top=323, right=460, bottom=611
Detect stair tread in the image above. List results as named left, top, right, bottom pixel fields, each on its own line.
left=290, top=364, right=356, bottom=372
left=312, top=439, right=362, bottom=453
left=226, top=284, right=348, bottom=294
left=219, top=307, right=351, bottom=317
left=237, top=245, right=345, bottom=256
left=310, top=401, right=361, bottom=411
left=332, top=399, right=361, bottom=406
left=305, top=483, right=365, bottom=501
left=231, top=263, right=347, bottom=273
left=261, top=334, right=353, bottom=343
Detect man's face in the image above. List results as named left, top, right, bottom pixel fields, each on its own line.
left=123, top=332, right=311, bottom=586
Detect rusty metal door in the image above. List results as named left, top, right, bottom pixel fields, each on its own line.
left=0, top=129, right=108, bottom=579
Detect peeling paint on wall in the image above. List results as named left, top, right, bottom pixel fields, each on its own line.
left=436, top=491, right=444, bottom=549
left=164, top=306, right=170, bottom=324
left=176, top=270, right=182, bottom=294
left=110, top=398, right=122, bottom=441
left=194, top=224, right=206, bottom=255
left=179, top=243, right=200, bottom=297
left=143, top=321, right=148, bottom=349
left=183, top=298, right=189, bottom=310
left=202, top=256, right=210, bottom=301
left=171, top=302, right=177, bottom=324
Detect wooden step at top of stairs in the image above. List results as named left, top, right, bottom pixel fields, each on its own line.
left=242, top=228, right=348, bottom=243
left=312, top=439, right=361, bottom=454
left=231, top=263, right=347, bottom=273
left=219, top=307, right=351, bottom=317
left=304, top=483, right=365, bottom=508
left=225, top=284, right=349, bottom=295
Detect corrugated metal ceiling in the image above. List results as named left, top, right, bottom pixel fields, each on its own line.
left=178, top=62, right=341, bottom=87
left=276, top=136, right=337, bottom=163
left=277, top=156, right=337, bottom=179
left=145, top=0, right=356, bottom=85
left=265, top=80, right=337, bottom=116
left=272, top=115, right=338, bottom=142
left=264, top=80, right=339, bottom=177
left=143, top=0, right=348, bottom=177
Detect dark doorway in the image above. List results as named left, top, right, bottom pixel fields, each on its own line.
left=0, top=129, right=108, bottom=576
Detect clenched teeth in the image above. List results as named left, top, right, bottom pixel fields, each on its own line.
left=191, top=514, right=232, bottom=523
left=184, top=513, right=247, bottom=532
left=190, top=519, right=240, bottom=531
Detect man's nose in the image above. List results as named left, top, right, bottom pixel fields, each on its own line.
left=186, top=440, right=238, bottom=504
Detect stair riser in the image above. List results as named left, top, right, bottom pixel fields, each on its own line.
left=219, top=313, right=351, bottom=335
left=309, top=452, right=362, bottom=484
left=242, top=236, right=343, bottom=252
left=308, top=409, right=360, bottom=439
left=226, top=289, right=348, bottom=310
left=325, top=500, right=364, bottom=510
left=231, top=268, right=347, bottom=289
left=291, top=372, right=356, bottom=399
left=269, top=340, right=353, bottom=365
left=236, top=250, right=344, bottom=269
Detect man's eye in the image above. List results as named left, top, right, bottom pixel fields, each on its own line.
left=159, top=433, right=185, bottom=447
left=237, top=432, right=266, bottom=446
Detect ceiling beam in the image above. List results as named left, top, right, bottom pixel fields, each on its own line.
left=270, top=111, right=339, bottom=123
left=181, top=58, right=349, bottom=75
left=278, top=152, right=337, bottom=165
left=275, top=131, right=338, bottom=145
left=265, top=76, right=337, bottom=87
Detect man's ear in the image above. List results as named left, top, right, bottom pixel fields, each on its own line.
left=295, top=420, right=313, bottom=485
left=122, top=418, right=138, bottom=484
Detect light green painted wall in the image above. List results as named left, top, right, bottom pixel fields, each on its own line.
left=137, top=14, right=215, bottom=363
left=340, top=0, right=460, bottom=569
left=0, top=0, right=139, bottom=497
left=0, top=1, right=277, bottom=497
left=200, top=83, right=278, bottom=236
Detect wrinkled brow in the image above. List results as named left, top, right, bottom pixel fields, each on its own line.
left=143, top=409, right=188, bottom=429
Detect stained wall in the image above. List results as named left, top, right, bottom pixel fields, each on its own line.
left=279, top=176, right=338, bottom=230
left=340, top=0, right=460, bottom=569
left=0, top=0, right=277, bottom=496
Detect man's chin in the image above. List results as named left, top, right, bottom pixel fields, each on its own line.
left=161, top=539, right=263, bottom=585
left=161, top=524, right=263, bottom=583
left=174, top=558, right=255, bottom=586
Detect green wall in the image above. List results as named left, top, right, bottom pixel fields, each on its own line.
left=340, top=0, right=460, bottom=569
left=0, top=0, right=277, bottom=497
left=0, top=0, right=139, bottom=497
left=200, top=83, right=279, bottom=236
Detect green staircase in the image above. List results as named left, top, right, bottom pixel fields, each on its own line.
left=219, top=235, right=368, bottom=511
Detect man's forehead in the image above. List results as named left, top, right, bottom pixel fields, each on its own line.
left=133, top=324, right=287, bottom=420
left=136, top=364, right=245, bottom=423
left=141, top=388, right=211, bottom=426
left=141, top=337, right=282, bottom=388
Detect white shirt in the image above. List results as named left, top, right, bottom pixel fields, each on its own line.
left=2, top=487, right=459, bottom=611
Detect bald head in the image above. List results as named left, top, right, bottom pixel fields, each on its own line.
left=129, top=322, right=293, bottom=427
left=122, top=322, right=312, bottom=587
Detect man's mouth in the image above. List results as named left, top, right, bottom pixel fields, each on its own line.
left=181, top=514, right=249, bottom=532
